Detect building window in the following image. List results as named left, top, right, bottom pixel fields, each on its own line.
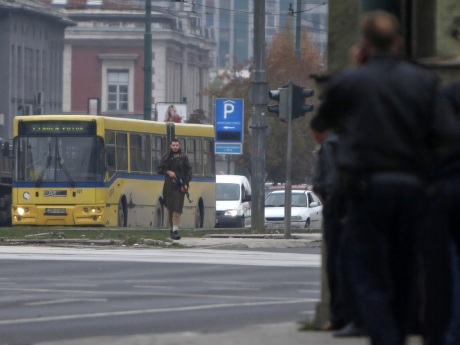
left=98, top=54, right=137, bottom=113
left=51, top=0, right=67, bottom=4
left=107, top=70, right=129, bottom=111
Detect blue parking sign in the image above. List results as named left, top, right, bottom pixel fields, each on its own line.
left=215, top=99, right=244, bottom=154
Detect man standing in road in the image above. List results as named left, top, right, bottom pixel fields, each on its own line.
left=310, top=10, right=460, bottom=345
left=157, top=139, right=192, bottom=240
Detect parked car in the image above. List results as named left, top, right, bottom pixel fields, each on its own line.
left=215, top=175, right=251, bottom=228
left=265, top=183, right=312, bottom=198
left=264, top=188, right=323, bottom=229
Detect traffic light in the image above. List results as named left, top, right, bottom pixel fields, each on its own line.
left=291, top=83, right=314, bottom=119
left=268, top=88, right=288, bottom=121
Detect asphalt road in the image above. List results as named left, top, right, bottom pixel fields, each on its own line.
left=0, top=246, right=320, bottom=344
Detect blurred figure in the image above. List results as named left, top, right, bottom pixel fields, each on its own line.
left=422, top=81, right=460, bottom=345
left=311, top=10, right=460, bottom=345
left=164, top=104, right=182, bottom=123
left=311, top=124, right=363, bottom=337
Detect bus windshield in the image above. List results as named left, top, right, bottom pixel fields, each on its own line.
left=14, top=136, right=105, bottom=183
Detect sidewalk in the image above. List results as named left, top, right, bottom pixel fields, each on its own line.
left=178, top=232, right=322, bottom=249
left=38, top=322, right=423, bottom=345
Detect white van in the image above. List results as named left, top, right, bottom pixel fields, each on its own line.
left=215, top=175, right=251, bottom=228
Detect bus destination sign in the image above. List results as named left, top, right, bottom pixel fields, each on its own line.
left=18, top=121, right=96, bottom=136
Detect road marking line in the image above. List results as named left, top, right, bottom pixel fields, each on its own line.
left=0, top=286, right=318, bottom=302
left=25, top=298, right=108, bottom=306
left=0, top=298, right=319, bottom=326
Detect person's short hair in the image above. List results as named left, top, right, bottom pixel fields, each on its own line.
left=170, top=138, right=180, bottom=144
left=361, top=10, right=400, bottom=51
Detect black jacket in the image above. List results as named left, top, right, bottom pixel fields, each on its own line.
left=314, top=53, right=460, bottom=179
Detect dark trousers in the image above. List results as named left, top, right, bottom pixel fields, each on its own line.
left=324, top=214, right=346, bottom=328
left=445, top=244, right=460, bottom=345
left=324, top=208, right=360, bottom=329
left=423, top=176, right=460, bottom=345
left=345, top=173, right=424, bottom=345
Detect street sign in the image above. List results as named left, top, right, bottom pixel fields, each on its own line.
left=215, top=98, right=244, bottom=155
left=215, top=143, right=243, bottom=154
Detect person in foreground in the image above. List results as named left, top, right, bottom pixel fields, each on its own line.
left=157, top=139, right=192, bottom=240
left=421, top=81, right=460, bottom=345
left=310, top=10, right=460, bottom=345
left=311, top=125, right=364, bottom=337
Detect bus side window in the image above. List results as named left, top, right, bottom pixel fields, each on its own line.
left=130, top=133, right=141, bottom=172
left=152, top=135, right=164, bottom=173
left=116, top=132, right=128, bottom=171
left=2, top=141, right=10, bottom=157
left=106, top=130, right=116, bottom=178
left=203, top=139, right=213, bottom=176
left=107, top=149, right=115, bottom=167
left=142, top=134, right=151, bottom=173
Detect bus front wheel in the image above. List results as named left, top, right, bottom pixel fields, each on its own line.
left=118, top=198, right=127, bottom=227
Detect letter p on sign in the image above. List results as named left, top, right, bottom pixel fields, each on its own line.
left=223, top=101, right=235, bottom=119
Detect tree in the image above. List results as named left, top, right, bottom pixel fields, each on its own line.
left=186, top=109, right=209, bottom=124
left=264, top=25, right=324, bottom=184
left=206, top=25, right=324, bottom=184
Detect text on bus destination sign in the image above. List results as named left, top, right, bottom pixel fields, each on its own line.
left=18, top=121, right=96, bottom=136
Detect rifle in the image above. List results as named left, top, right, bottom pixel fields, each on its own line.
left=174, top=177, right=193, bottom=203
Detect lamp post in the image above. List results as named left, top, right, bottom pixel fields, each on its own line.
left=143, top=0, right=152, bottom=120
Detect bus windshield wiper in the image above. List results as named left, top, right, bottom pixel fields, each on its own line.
left=35, top=155, right=52, bottom=187
left=56, top=146, right=75, bottom=188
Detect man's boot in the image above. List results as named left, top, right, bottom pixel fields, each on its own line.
left=171, top=229, right=181, bottom=240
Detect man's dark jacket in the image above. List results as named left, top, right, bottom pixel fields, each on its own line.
left=157, top=151, right=192, bottom=213
left=314, top=53, right=460, bottom=179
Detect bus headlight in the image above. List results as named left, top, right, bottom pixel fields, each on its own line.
left=17, top=208, right=26, bottom=215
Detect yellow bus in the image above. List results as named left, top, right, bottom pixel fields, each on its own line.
left=12, top=115, right=216, bottom=227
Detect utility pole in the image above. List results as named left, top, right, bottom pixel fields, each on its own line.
left=284, top=82, right=293, bottom=238
left=249, top=1, right=268, bottom=231
left=143, top=0, right=152, bottom=120
left=295, top=0, right=302, bottom=57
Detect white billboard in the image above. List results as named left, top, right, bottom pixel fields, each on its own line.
left=156, top=103, right=188, bottom=123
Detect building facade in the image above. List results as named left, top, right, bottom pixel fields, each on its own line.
left=193, top=0, right=328, bottom=69
left=44, top=0, right=215, bottom=120
left=0, top=0, right=73, bottom=139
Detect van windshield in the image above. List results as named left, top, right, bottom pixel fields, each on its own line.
left=216, top=183, right=240, bottom=201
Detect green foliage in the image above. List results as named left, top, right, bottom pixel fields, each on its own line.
left=206, top=26, right=325, bottom=184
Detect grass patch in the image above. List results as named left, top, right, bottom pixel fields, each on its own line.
left=298, top=319, right=320, bottom=331
left=0, top=227, right=170, bottom=242
left=0, top=226, right=321, bottom=243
